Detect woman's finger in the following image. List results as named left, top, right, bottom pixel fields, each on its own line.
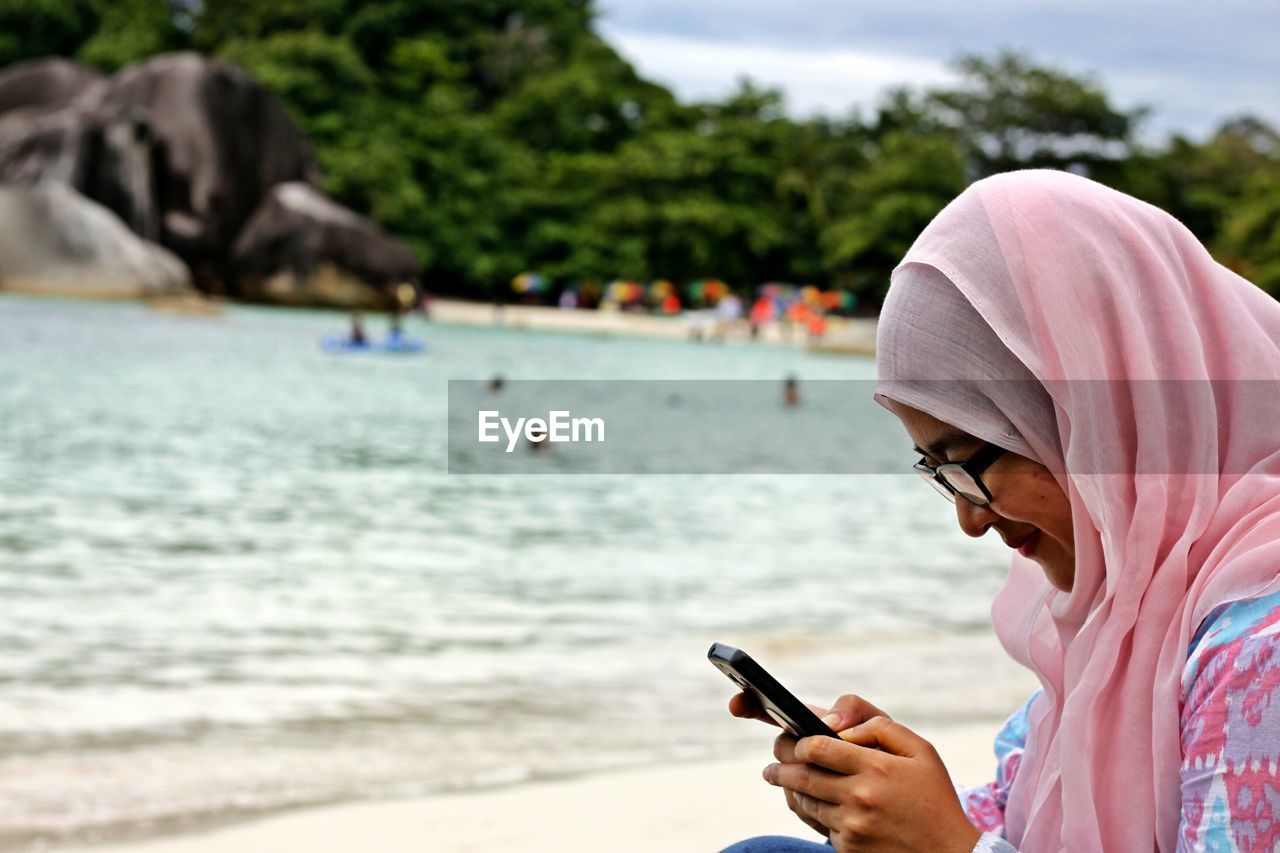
left=728, top=691, right=768, bottom=722
left=792, top=733, right=877, bottom=775
left=822, top=693, right=891, bottom=732
left=837, top=714, right=933, bottom=759
left=763, top=762, right=844, bottom=803
left=790, top=789, right=840, bottom=830
left=804, top=701, right=831, bottom=718
left=729, top=692, right=830, bottom=727
left=772, top=732, right=799, bottom=762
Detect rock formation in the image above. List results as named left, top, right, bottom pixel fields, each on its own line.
left=0, top=182, right=191, bottom=298
left=0, top=53, right=415, bottom=305
left=94, top=53, right=322, bottom=288
left=0, top=57, right=104, bottom=116
left=0, top=54, right=320, bottom=285
left=0, top=58, right=146, bottom=229
left=233, top=182, right=419, bottom=309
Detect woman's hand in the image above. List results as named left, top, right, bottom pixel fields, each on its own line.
left=729, top=693, right=895, bottom=838
left=762, top=715, right=982, bottom=853
left=727, top=691, right=892, bottom=731
left=772, top=732, right=829, bottom=837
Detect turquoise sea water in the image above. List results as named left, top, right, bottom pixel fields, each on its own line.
left=0, top=295, right=1036, bottom=848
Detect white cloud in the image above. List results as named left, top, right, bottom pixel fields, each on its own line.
left=595, top=1, right=1280, bottom=139
left=601, top=28, right=957, bottom=119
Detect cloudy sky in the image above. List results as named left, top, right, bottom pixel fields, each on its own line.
left=595, top=0, right=1279, bottom=140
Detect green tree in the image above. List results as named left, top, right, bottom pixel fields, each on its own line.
left=491, top=36, right=677, bottom=153
left=819, top=131, right=967, bottom=303
left=0, top=0, right=97, bottom=66
left=514, top=82, right=800, bottom=286
left=193, top=0, right=349, bottom=50
left=1116, top=115, right=1280, bottom=257
left=78, top=0, right=185, bottom=69
left=926, top=51, right=1144, bottom=178
left=219, top=31, right=374, bottom=121
left=1199, top=119, right=1280, bottom=293
left=1218, top=172, right=1280, bottom=294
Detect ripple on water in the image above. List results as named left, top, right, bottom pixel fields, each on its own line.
left=0, top=296, right=1032, bottom=845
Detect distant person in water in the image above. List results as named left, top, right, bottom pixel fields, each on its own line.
left=488, top=375, right=504, bottom=393
left=388, top=310, right=403, bottom=343
left=783, top=375, right=800, bottom=407
left=349, top=311, right=367, bottom=345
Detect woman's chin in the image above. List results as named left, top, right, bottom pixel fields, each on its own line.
left=1024, top=542, right=1074, bottom=591
left=1040, top=555, right=1075, bottom=592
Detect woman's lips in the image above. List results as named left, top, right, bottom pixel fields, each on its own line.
left=1017, top=531, right=1042, bottom=557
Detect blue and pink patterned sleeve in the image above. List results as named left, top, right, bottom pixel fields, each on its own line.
left=955, top=590, right=1280, bottom=853
left=954, top=691, right=1034, bottom=853
left=1177, top=592, right=1280, bottom=851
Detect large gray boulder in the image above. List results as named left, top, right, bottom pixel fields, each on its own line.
left=0, top=57, right=104, bottom=116
left=0, top=60, right=140, bottom=224
left=232, top=182, right=419, bottom=309
left=0, top=58, right=111, bottom=190
left=0, top=52, right=319, bottom=291
left=0, top=182, right=191, bottom=298
left=99, top=53, right=321, bottom=282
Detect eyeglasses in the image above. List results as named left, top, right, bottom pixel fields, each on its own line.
left=913, top=443, right=1006, bottom=506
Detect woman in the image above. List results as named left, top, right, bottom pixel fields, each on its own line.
left=724, top=170, right=1280, bottom=851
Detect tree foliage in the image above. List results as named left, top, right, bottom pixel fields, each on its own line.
left=78, top=0, right=184, bottom=69
left=926, top=52, right=1144, bottom=178
left=0, top=0, right=1275, bottom=306
left=0, top=0, right=98, bottom=67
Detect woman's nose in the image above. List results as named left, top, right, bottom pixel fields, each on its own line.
left=955, top=496, right=999, bottom=538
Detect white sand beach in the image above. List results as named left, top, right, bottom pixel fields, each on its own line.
left=428, top=298, right=878, bottom=354
left=67, top=723, right=999, bottom=853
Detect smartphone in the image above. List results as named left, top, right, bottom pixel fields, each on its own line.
left=708, top=642, right=841, bottom=739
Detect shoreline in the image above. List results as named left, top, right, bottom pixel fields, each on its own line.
left=58, top=722, right=999, bottom=853
left=0, top=291, right=878, bottom=354
left=428, top=298, right=878, bottom=354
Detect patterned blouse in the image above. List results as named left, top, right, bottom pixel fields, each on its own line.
left=957, top=589, right=1280, bottom=852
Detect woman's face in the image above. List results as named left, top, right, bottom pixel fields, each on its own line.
left=885, top=400, right=1076, bottom=592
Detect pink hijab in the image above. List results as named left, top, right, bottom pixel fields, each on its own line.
left=874, top=170, right=1280, bottom=850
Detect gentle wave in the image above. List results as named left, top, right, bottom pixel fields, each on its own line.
left=0, top=296, right=1035, bottom=847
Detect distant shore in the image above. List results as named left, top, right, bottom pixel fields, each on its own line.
left=0, top=291, right=878, bottom=354
left=65, top=723, right=999, bottom=853
left=428, top=298, right=878, bottom=355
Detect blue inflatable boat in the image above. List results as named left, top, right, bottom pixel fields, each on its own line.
left=321, top=332, right=425, bottom=353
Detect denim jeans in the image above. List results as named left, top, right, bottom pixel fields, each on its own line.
left=719, top=835, right=833, bottom=852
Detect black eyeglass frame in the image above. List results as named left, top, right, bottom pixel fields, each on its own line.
left=913, top=442, right=1007, bottom=506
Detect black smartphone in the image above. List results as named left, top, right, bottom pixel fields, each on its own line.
left=708, top=642, right=841, bottom=739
